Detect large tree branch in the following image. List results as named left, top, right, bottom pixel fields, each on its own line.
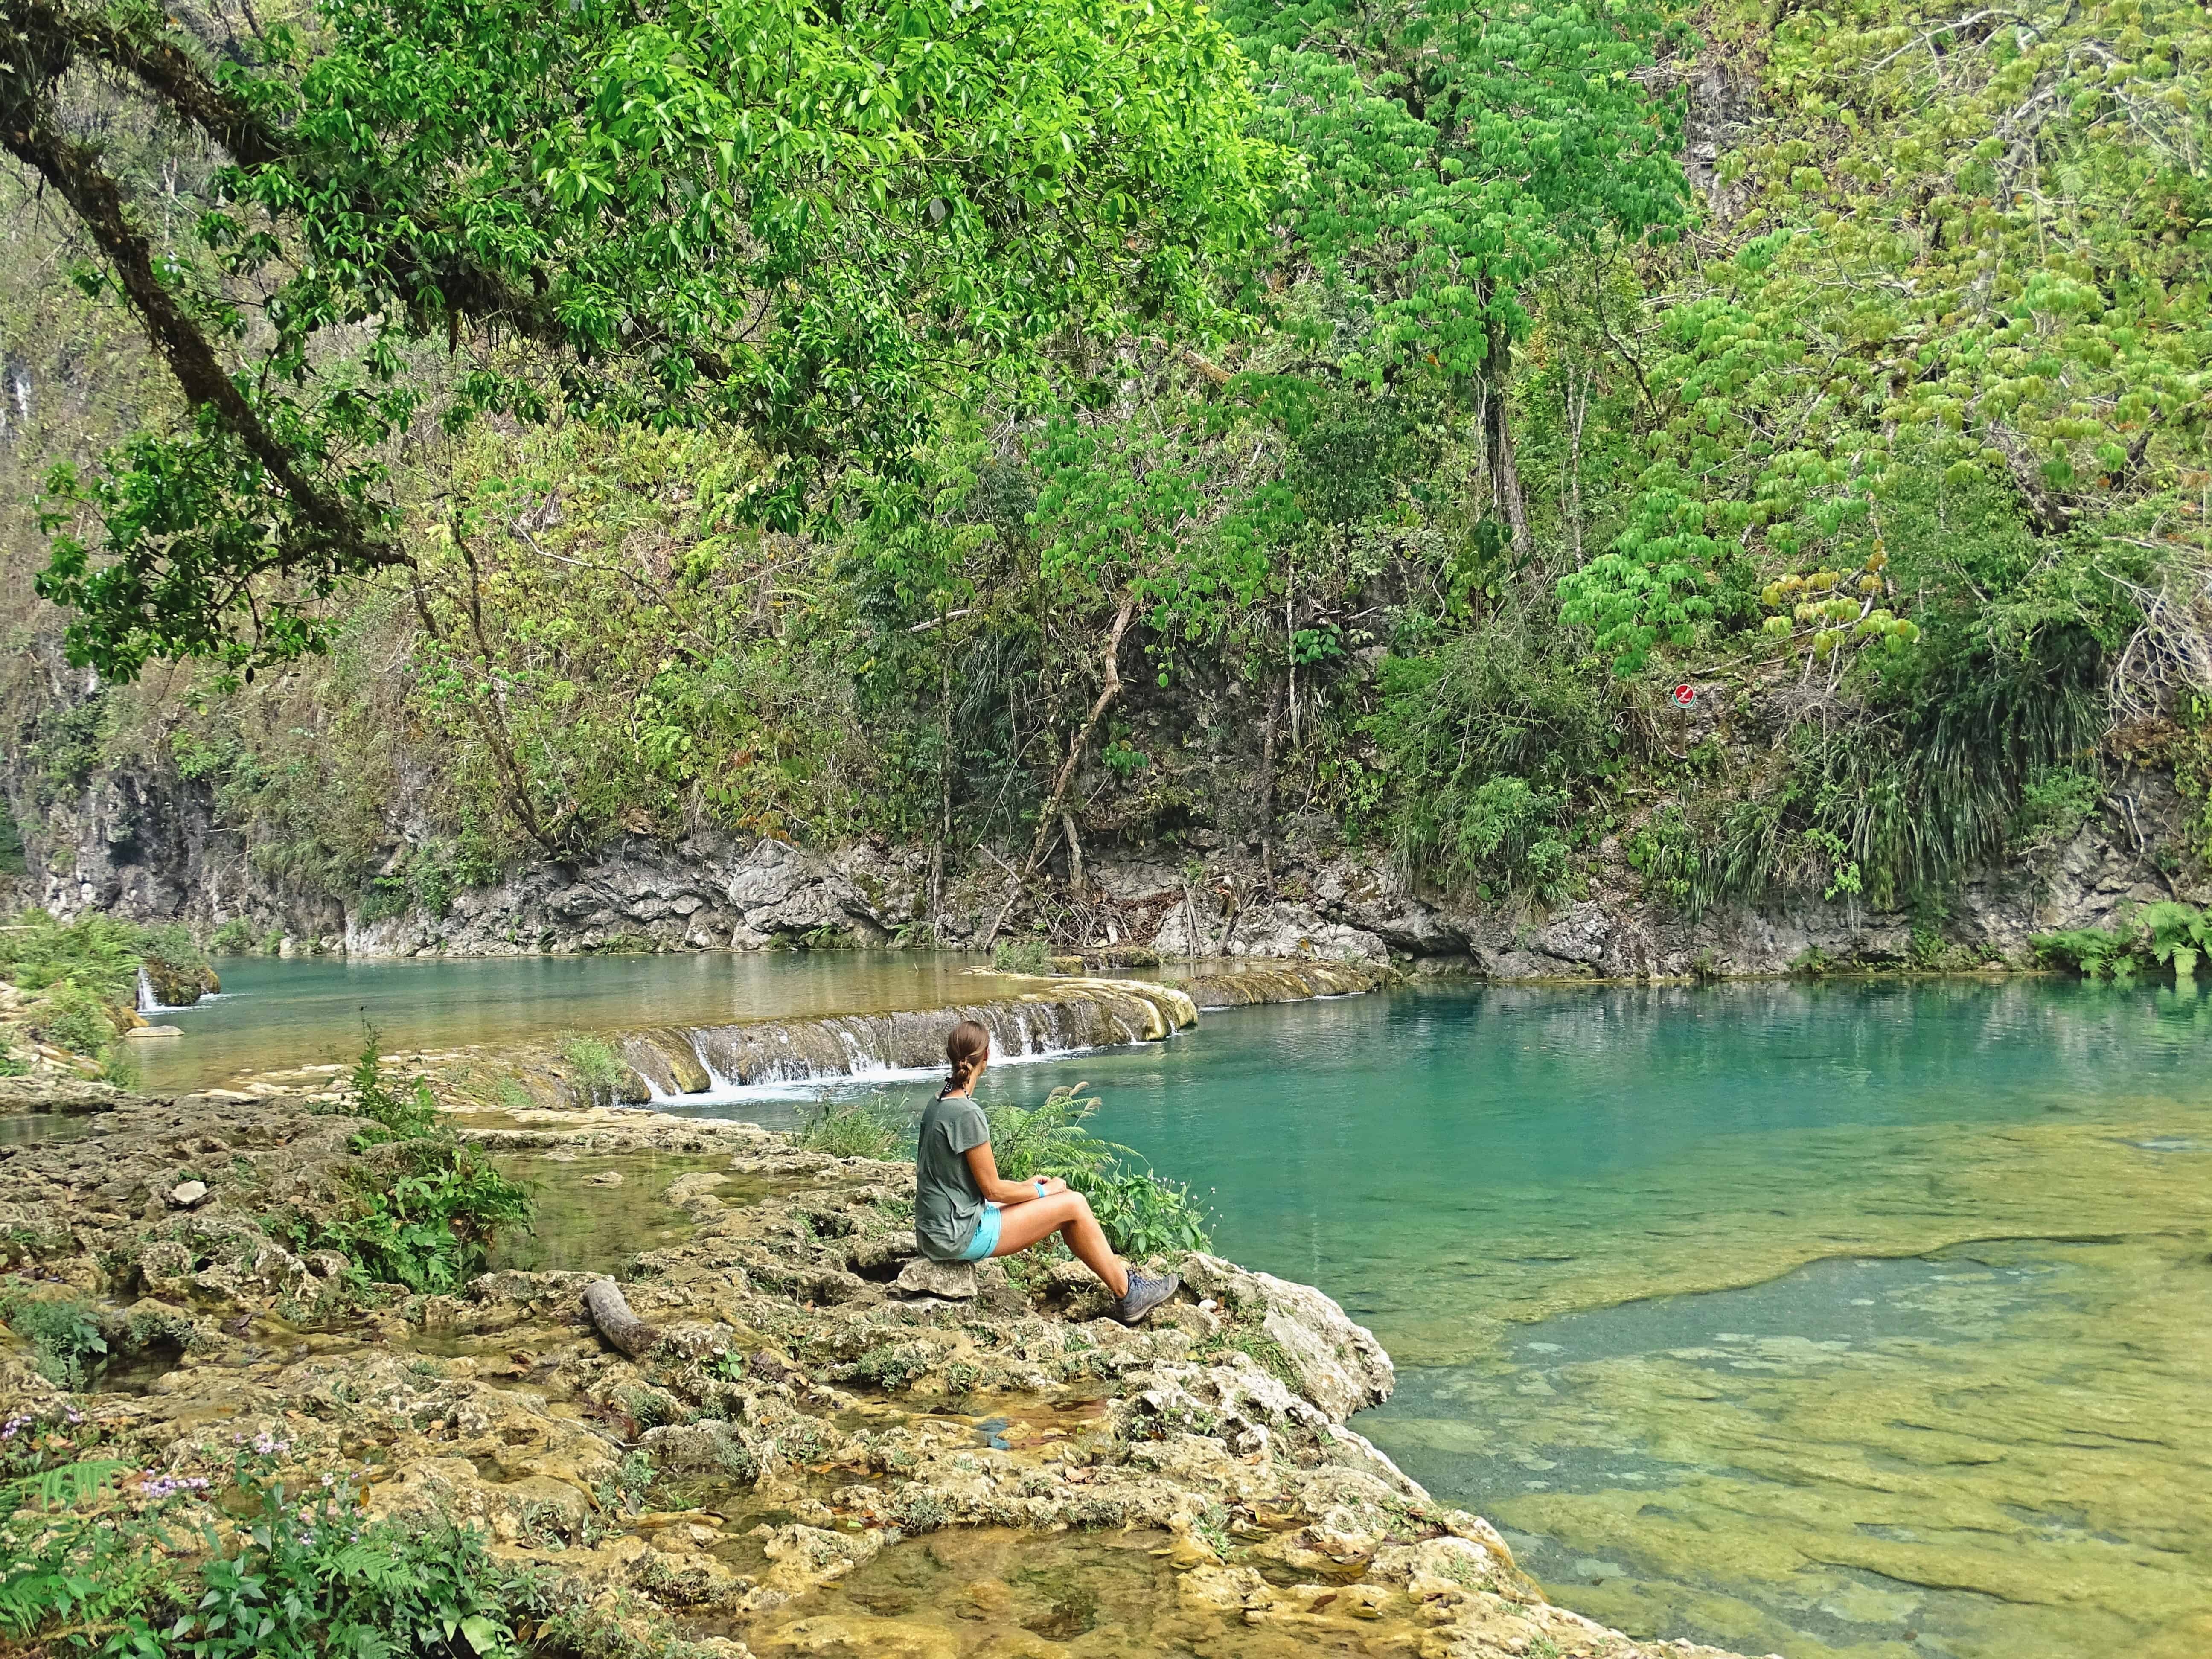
left=21, top=0, right=285, bottom=164
left=9, top=0, right=725, bottom=383
left=0, top=89, right=404, bottom=572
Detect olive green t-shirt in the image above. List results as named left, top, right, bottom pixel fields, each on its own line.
left=915, top=1092, right=991, bottom=1261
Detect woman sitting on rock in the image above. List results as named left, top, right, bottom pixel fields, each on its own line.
left=914, top=1019, right=1178, bottom=1324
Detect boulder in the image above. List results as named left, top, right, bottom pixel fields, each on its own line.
left=1178, top=1253, right=1394, bottom=1422
left=889, top=1256, right=978, bottom=1300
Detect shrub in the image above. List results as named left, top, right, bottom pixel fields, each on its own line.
left=283, top=1029, right=532, bottom=1292
left=299, top=1142, right=535, bottom=1293
left=992, top=937, right=1050, bottom=974
left=206, top=918, right=256, bottom=954
left=39, top=984, right=118, bottom=1062
left=557, top=1032, right=628, bottom=1101
left=1371, top=623, right=1615, bottom=902
left=1625, top=806, right=1706, bottom=914
left=0, top=1293, right=110, bottom=1388
left=986, top=1084, right=1212, bottom=1256
left=0, top=1455, right=538, bottom=1656
left=2011, top=766, right=2102, bottom=850
left=795, top=1094, right=910, bottom=1159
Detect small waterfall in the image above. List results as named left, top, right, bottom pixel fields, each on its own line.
left=555, top=980, right=1200, bottom=1106
left=137, top=967, right=158, bottom=1014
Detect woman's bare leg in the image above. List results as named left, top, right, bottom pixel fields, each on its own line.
left=988, top=1191, right=1129, bottom=1297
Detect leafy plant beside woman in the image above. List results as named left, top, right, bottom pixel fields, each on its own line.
left=986, top=1084, right=1212, bottom=1257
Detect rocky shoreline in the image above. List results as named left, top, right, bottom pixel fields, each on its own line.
left=15, top=696, right=2205, bottom=980
left=21, top=806, right=2208, bottom=983
left=0, top=1084, right=1773, bottom=1659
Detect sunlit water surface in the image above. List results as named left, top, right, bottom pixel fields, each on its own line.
left=112, top=961, right=2212, bottom=1656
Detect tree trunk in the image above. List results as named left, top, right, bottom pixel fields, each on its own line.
left=1061, top=811, right=1084, bottom=896
left=1258, top=675, right=1284, bottom=880
left=408, top=570, right=565, bottom=858
left=931, top=638, right=952, bottom=937
left=1563, top=368, right=1590, bottom=562
left=1483, top=315, right=1533, bottom=561
left=583, top=1278, right=660, bottom=1359
left=979, top=590, right=1139, bottom=949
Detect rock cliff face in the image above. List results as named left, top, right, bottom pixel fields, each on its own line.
left=11, top=744, right=2203, bottom=977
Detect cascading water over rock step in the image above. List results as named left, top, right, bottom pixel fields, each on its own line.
left=532, top=978, right=1201, bottom=1105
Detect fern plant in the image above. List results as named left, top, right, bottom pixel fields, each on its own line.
left=2141, top=902, right=2210, bottom=981
left=2034, top=904, right=2212, bottom=981
left=0, top=1294, right=111, bottom=1388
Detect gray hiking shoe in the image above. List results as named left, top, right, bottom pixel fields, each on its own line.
left=1113, top=1270, right=1179, bottom=1325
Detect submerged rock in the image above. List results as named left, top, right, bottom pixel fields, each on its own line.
left=1181, top=958, right=1386, bottom=1010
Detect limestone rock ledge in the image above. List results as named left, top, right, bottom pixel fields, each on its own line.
left=0, top=1089, right=1775, bottom=1659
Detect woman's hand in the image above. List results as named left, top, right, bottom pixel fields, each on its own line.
left=1033, top=1176, right=1068, bottom=1198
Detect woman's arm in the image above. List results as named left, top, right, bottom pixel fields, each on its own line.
left=964, top=1141, right=1066, bottom=1205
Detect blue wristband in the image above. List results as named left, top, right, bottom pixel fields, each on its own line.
left=1035, top=1179, right=1049, bottom=1196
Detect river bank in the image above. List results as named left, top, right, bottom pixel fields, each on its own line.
left=0, top=1082, right=1766, bottom=1659
left=15, top=726, right=2206, bottom=981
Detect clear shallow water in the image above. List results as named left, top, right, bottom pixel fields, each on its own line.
left=803, top=977, right=2212, bottom=1659
left=125, top=959, right=2212, bottom=1656
left=125, top=949, right=983, bottom=1093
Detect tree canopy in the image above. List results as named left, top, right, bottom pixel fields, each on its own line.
left=5, top=0, right=1286, bottom=678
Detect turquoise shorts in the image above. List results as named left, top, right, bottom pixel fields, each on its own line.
left=957, top=1202, right=1003, bottom=1262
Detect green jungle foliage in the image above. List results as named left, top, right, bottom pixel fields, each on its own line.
left=0, top=910, right=149, bottom=1005
left=0, top=1444, right=538, bottom=1658
left=2034, top=901, right=2212, bottom=978
left=281, top=1031, right=533, bottom=1292
left=1, top=0, right=2207, bottom=929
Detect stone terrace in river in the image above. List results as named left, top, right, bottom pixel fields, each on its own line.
left=0, top=1082, right=1768, bottom=1659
